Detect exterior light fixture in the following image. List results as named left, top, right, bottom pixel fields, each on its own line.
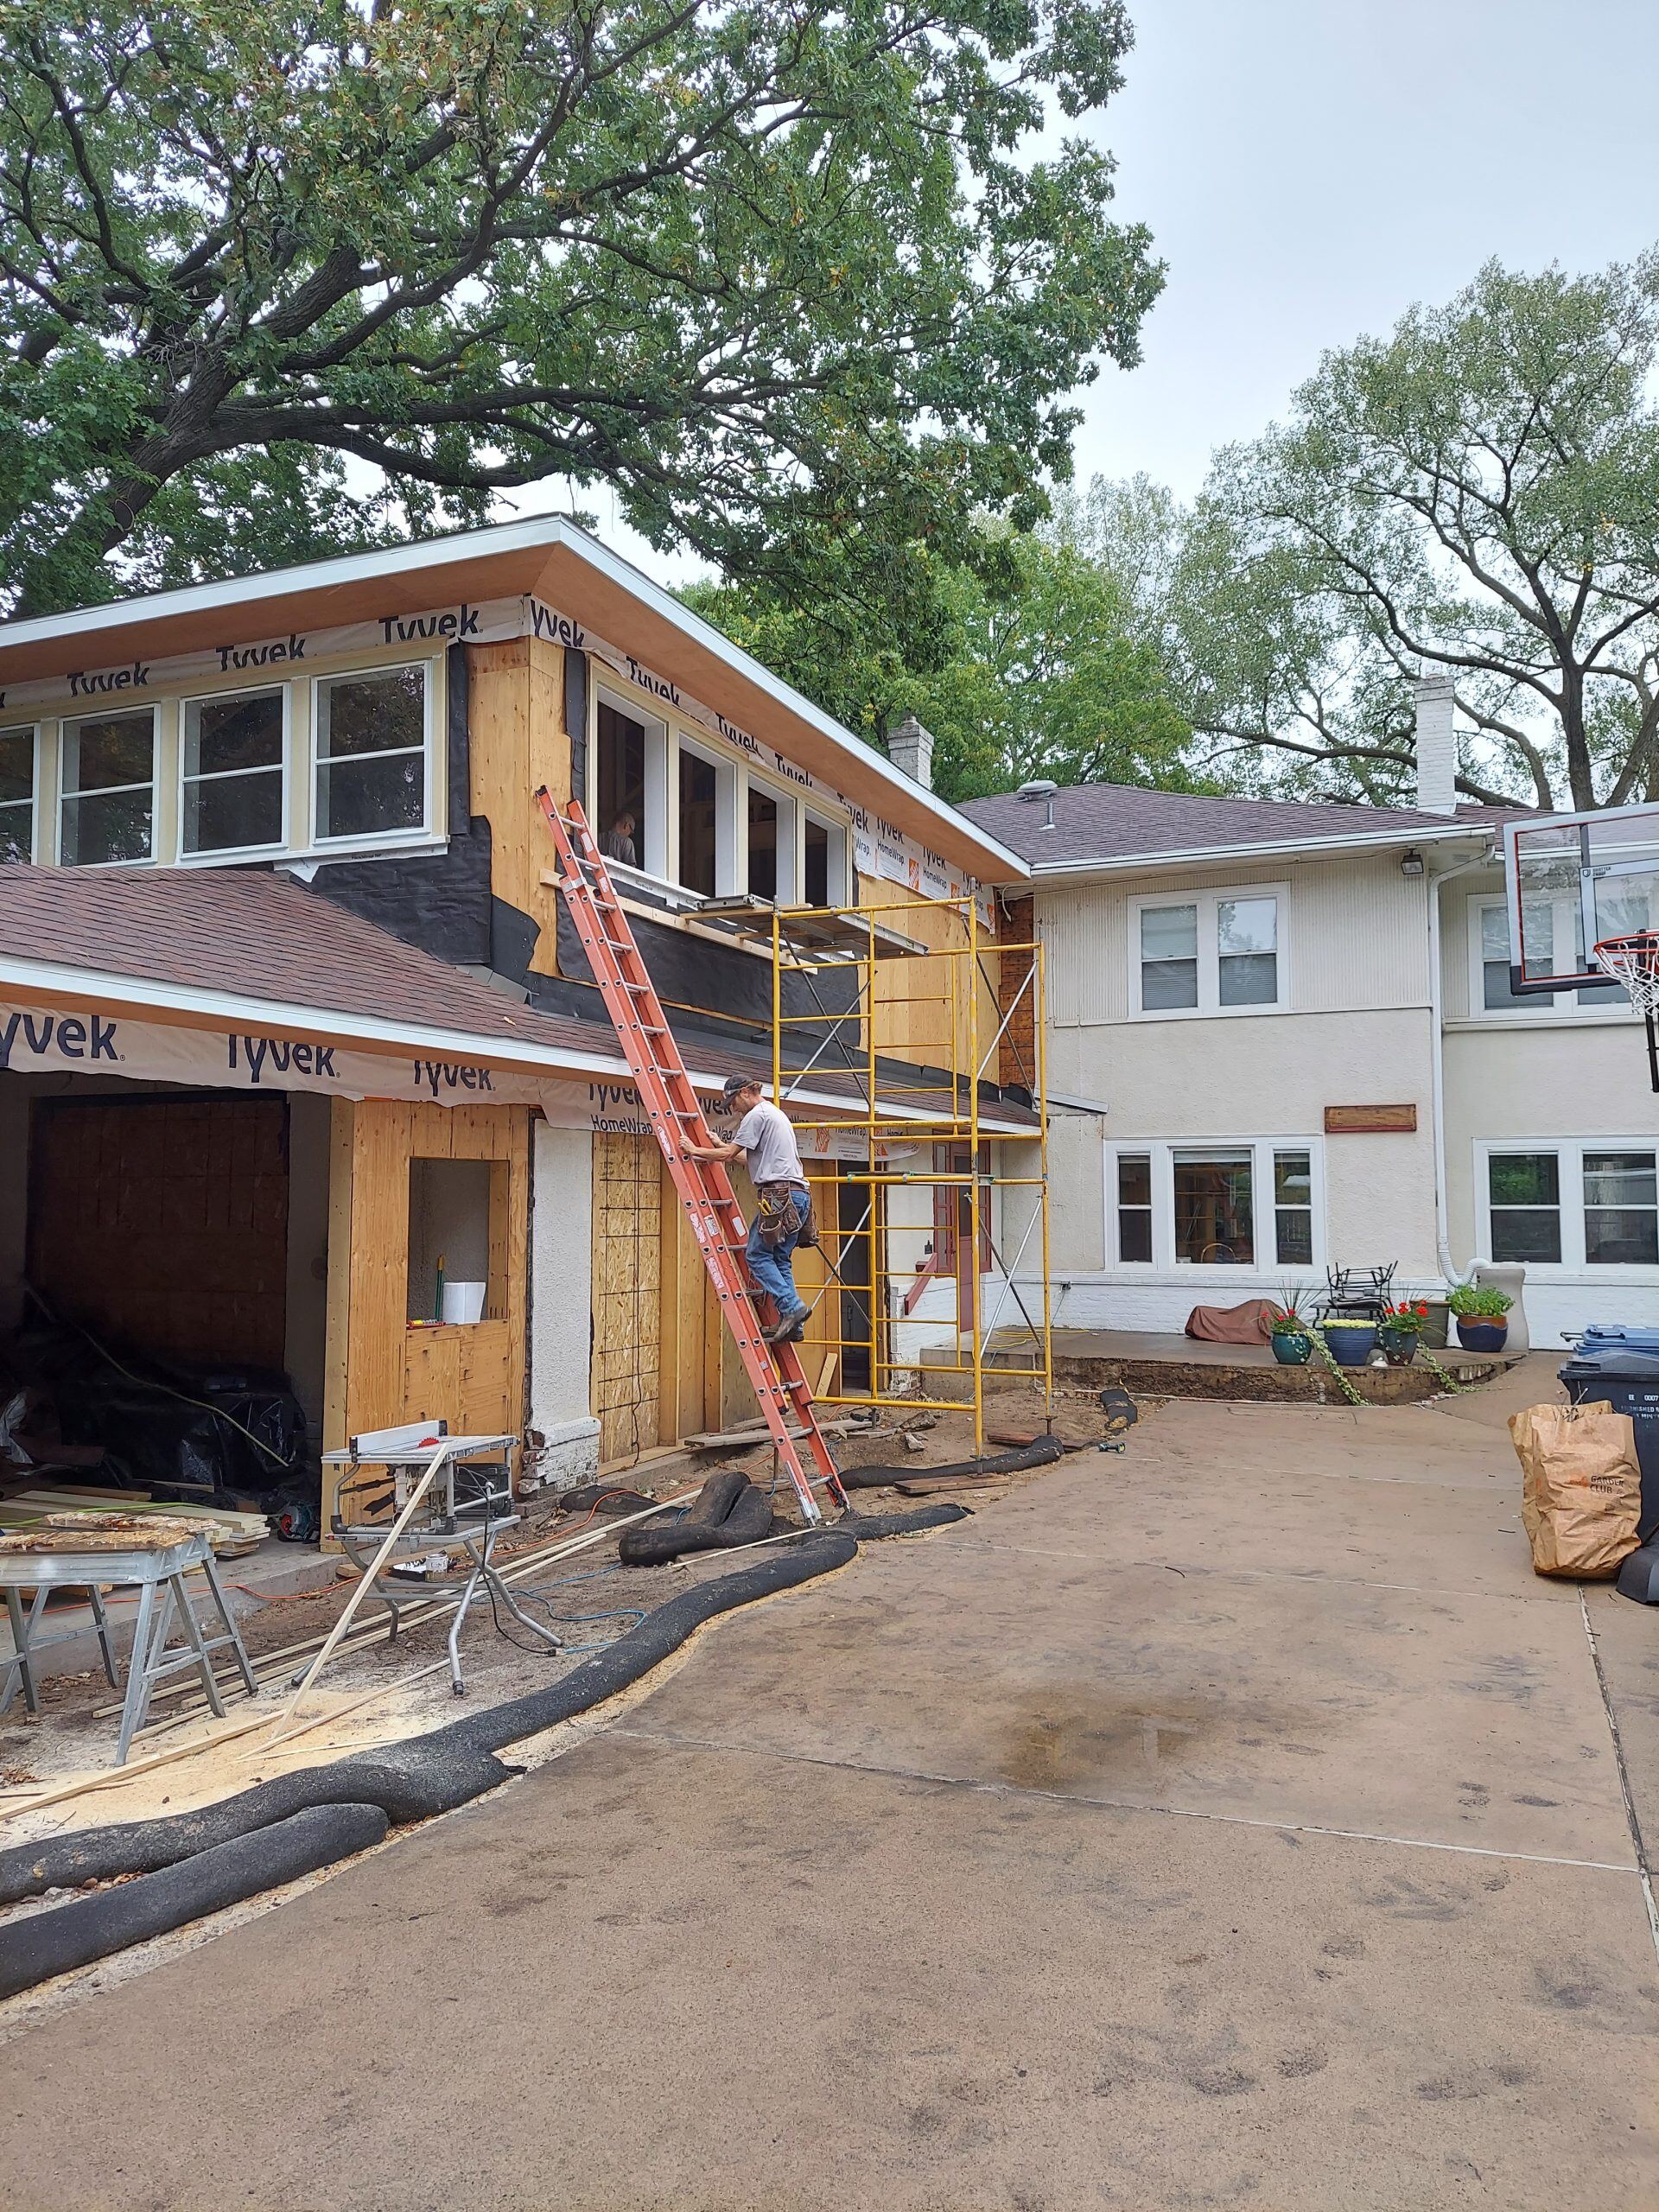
left=1400, top=849, right=1425, bottom=877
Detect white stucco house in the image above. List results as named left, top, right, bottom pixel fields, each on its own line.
left=963, top=706, right=1659, bottom=1352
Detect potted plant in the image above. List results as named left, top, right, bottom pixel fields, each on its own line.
left=1319, top=1315, right=1378, bottom=1367
left=1268, top=1299, right=1313, bottom=1364
left=1448, top=1282, right=1513, bottom=1352
left=1377, top=1298, right=1429, bottom=1366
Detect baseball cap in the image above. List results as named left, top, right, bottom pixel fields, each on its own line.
left=721, top=1075, right=758, bottom=1108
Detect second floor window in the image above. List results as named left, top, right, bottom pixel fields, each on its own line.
left=315, top=665, right=427, bottom=843
left=182, top=688, right=285, bottom=855
left=1134, top=890, right=1283, bottom=1015
left=0, top=725, right=35, bottom=861
left=60, top=709, right=155, bottom=866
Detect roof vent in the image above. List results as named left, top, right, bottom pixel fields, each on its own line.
left=1016, top=778, right=1058, bottom=829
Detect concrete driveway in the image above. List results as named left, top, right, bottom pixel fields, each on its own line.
left=5, top=1362, right=1659, bottom=2210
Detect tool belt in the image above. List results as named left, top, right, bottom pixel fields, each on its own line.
left=754, top=1180, right=817, bottom=1249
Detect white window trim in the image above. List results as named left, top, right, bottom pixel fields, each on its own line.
left=743, top=774, right=799, bottom=904
left=175, top=682, right=292, bottom=865
left=309, top=660, right=438, bottom=853
left=0, top=720, right=41, bottom=862
left=1475, top=1137, right=1659, bottom=1279
left=1128, top=882, right=1289, bottom=1020
left=58, top=703, right=158, bottom=868
left=802, top=802, right=851, bottom=908
left=1103, top=1135, right=1326, bottom=1277
left=1465, top=894, right=1632, bottom=1022
left=589, top=664, right=853, bottom=912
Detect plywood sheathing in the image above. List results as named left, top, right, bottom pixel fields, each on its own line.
left=320, top=1096, right=530, bottom=1539
left=590, top=1130, right=663, bottom=1463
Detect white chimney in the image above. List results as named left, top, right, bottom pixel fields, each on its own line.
left=1414, top=673, right=1458, bottom=815
left=889, top=713, right=934, bottom=791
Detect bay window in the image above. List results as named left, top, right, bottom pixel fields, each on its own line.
left=1107, top=1139, right=1323, bottom=1270
left=1133, top=887, right=1286, bottom=1016
left=0, top=724, right=35, bottom=861
left=181, top=687, right=286, bottom=855
left=60, top=708, right=156, bottom=866
left=1480, top=1141, right=1659, bottom=1270
left=314, top=664, right=428, bottom=843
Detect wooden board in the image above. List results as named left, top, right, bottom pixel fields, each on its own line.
left=322, top=1096, right=531, bottom=1540
left=1324, top=1103, right=1418, bottom=1135
left=27, top=1093, right=289, bottom=1369
left=591, top=1131, right=664, bottom=1461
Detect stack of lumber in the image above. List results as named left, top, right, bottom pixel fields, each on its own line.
left=0, top=1511, right=206, bottom=1554
left=0, top=1487, right=269, bottom=1556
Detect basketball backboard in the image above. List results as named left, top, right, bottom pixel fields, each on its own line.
left=1502, top=804, right=1659, bottom=993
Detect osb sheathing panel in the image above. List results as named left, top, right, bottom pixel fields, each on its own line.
left=321, top=1096, right=530, bottom=1539
left=467, top=633, right=570, bottom=979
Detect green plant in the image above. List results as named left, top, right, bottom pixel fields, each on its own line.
left=1380, top=1300, right=1430, bottom=1332
left=1268, top=1299, right=1310, bottom=1334
left=1447, top=1284, right=1513, bottom=1319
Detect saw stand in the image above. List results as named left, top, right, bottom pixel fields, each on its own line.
left=322, top=1426, right=561, bottom=1694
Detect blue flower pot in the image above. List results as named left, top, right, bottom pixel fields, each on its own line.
left=1271, top=1331, right=1313, bottom=1365
left=1322, top=1322, right=1376, bottom=1368
left=1455, top=1319, right=1509, bottom=1354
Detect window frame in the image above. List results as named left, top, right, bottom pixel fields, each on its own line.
left=1475, top=1138, right=1659, bottom=1277
left=309, top=659, right=436, bottom=853
left=175, top=682, right=292, bottom=864
left=1103, top=1135, right=1326, bottom=1274
left=1466, top=894, right=1630, bottom=1021
left=58, top=703, right=158, bottom=869
left=0, top=720, right=41, bottom=864
left=802, top=803, right=851, bottom=910
left=1128, top=884, right=1289, bottom=1020
left=742, top=773, right=799, bottom=905
left=673, top=729, right=738, bottom=899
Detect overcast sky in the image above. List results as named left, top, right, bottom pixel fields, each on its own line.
left=1070, top=0, right=1659, bottom=496
left=550, top=0, right=1659, bottom=581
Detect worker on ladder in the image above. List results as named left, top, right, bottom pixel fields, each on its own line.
left=686, top=1076, right=815, bottom=1344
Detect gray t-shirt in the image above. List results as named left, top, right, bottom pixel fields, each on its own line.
left=734, top=1099, right=806, bottom=1187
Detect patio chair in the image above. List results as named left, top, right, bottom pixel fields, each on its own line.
left=1316, top=1262, right=1397, bottom=1322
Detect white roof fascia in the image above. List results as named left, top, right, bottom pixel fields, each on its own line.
left=1023, top=820, right=1497, bottom=882
left=0, top=517, right=1030, bottom=885
left=0, top=951, right=1033, bottom=1128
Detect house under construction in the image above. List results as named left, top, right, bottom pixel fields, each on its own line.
left=0, top=518, right=1050, bottom=1534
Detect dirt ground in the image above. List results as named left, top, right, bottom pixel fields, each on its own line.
left=10, top=1355, right=1656, bottom=2211
left=0, top=1384, right=1111, bottom=1840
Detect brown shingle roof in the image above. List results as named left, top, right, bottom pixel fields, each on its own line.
left=958, top=783, right=1520, bottom=867
left=0, top=862, right=608, bottom=1058
left=0, top=864, right=1039, bottom=1125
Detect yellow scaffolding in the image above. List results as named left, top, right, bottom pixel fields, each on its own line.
left=761, top=892, right=1052, bottom=1457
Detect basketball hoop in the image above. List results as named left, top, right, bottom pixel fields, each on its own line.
left=1593, top=931, right=1659, bottom=1090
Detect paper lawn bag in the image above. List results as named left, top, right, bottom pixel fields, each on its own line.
left=1510, top=1401, right=1642, bottom=1579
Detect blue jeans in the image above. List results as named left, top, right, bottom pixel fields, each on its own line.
left=746, top=1211, right=806, bottom=1319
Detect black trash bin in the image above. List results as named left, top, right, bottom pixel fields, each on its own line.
left=1558, top=1334, right=1659, bottom=1545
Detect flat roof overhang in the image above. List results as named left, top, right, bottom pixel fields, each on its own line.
left=0, top=519, right=1028, bottom=889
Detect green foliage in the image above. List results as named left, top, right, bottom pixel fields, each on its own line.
left=686, top=519, right=1196, bottom=799
left=1447, top=1284, right=1513, bottom=1319
left=1166, top=255, right=1659, bottom=809
left=0, top=0, right=1161, bottom=616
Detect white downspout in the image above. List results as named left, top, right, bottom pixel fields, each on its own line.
left=1427, top=845, right=1495, bottom=1287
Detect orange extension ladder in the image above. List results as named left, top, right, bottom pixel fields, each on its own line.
left=535, top=789, right=849, bottom=1527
